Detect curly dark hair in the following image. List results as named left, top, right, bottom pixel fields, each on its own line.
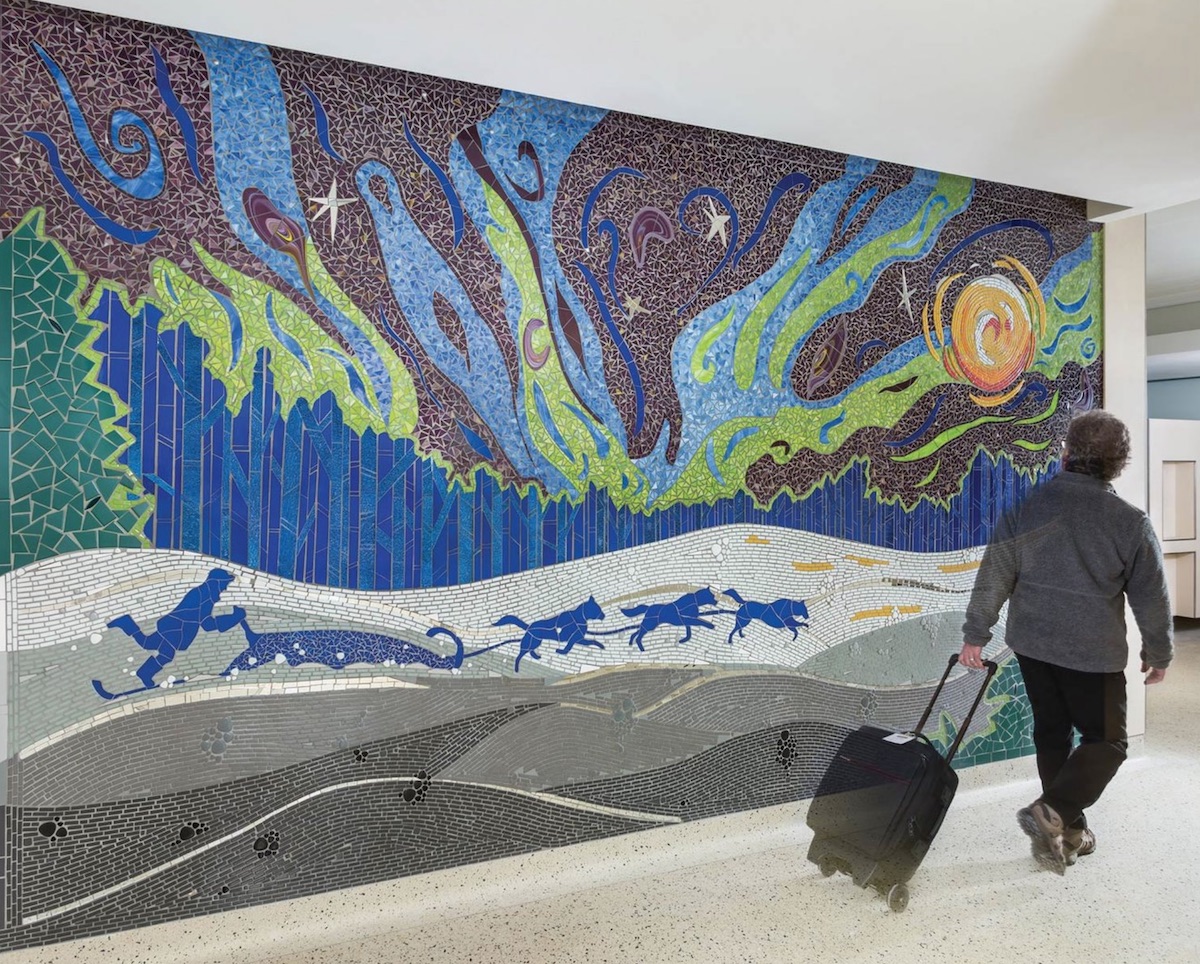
left=1064, top=411, right=1131, bottom=482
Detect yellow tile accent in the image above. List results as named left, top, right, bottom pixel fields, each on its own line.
left=850, top=606, right=893, bottom=621
left=845, top=554, right=888, bottom=567
left=791, top=561, right=835, bottom=572
left=938, top=561, right=981, bottom=574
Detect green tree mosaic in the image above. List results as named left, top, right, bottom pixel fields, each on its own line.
left=925, top=657, right=1034, bottom=768
left=0, top=211, right=152, bottom=573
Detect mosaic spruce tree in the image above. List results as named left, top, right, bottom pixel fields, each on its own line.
left=1, top=211, right=152, bottom=572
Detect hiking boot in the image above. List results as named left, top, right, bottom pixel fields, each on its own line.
left=1017, top=801, right=1067, bottom=875
left=1064, top=827, right=1096, bottom=866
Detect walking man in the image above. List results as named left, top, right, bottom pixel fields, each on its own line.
left=959, top=410, right=1173, bottom=874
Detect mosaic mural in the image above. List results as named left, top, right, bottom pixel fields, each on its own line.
left=0, top=0, right=1099, bottom=948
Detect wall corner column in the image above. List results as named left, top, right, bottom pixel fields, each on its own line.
left=1101, top=214, right=1148, bottom=738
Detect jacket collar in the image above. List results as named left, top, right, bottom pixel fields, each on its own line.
left=1054, top=468, right=1114, bottom=491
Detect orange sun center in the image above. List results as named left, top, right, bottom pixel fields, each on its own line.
left=944, top=275, right=1036, bottom=394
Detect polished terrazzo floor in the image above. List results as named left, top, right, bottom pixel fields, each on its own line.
left=5, top=622, right=1197, bottom=964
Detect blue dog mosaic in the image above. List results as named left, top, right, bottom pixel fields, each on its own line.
left=93, top=576, right=813, bottom=693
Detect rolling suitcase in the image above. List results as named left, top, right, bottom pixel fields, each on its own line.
left=806, top=653, right=998, bottom=911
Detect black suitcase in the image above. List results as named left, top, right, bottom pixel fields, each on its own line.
left=806, top=653, right=997, bottom=911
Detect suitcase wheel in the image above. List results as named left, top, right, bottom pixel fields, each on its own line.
left=816, top=855, right=838, bottom=878
left=886, top=883, right=909, bottom=913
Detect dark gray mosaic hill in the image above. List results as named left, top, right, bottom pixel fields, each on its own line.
left=14, top=706, right=546, bottom=919
left=548, top=720, right=853, bottom=820
left=0, top=780, right=649, bottom=952
left=4, top=662, right=1008, bottom=948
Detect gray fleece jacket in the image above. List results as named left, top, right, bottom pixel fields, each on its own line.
left=963, top=470, right=1174, bottom=673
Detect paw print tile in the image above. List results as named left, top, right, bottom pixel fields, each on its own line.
left=402, top=769, right=431, bottom=803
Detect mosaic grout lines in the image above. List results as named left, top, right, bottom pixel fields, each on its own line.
left=0, top=0, right=1099, bottom=950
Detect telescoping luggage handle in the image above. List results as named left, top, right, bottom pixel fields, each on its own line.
left=912, top=654, right=998, bottom=765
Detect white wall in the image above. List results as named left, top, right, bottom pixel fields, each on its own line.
left=1103, top=216, right=1148, bottom=737
left=1147, top=301, right=1200, bottom=336
left=1148, top=419, right=1200, bottom=618
left=1149, top=378, right=1200, bottom=419
left=1147, top=328, right=1200, bottom=381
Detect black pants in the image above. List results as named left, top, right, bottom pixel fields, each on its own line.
left=1016, top=654, right=1129, bottom=829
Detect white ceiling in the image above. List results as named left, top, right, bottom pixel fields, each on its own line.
left=44, top=0, right=1200, bottom=216
left=1147, top=330, right=1200, bottom=381
left=1146, top=276, right=1200, bottom=380
left=1147, top=201, right=1200, bottom=310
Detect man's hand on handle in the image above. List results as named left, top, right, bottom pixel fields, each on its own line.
left=1142, top=661, right=1168, bottom=685
left=959, top=642, right=986, bottom=669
